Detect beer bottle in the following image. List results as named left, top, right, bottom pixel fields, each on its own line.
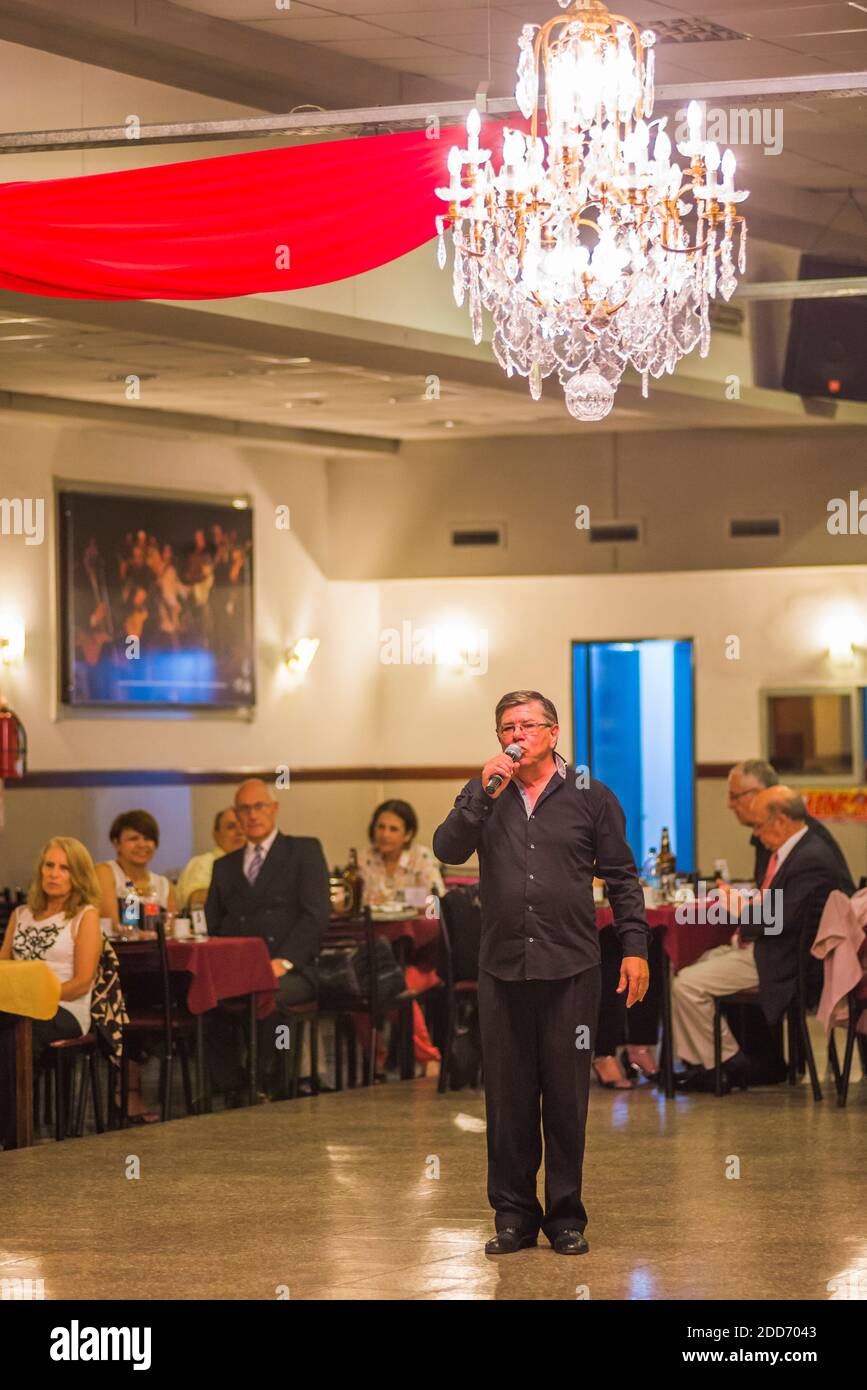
left=345, top=848, right=363, bottom=914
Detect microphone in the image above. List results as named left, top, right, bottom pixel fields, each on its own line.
left=484, top=742, right=523, bottom=797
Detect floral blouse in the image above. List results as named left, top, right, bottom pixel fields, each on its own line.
left=358, top=843, right=445, bottom=906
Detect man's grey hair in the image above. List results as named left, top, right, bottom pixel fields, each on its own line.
left=766, top=791, right=808, bottom=823
left=495, top=690, right=559, bottom=729
left=732, top=758, right=779, bottom=788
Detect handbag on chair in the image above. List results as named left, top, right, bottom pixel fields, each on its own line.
left=317, top=939, right=405, bottom=1010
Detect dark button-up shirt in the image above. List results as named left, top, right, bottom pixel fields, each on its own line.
left=433, top=753, right=649, bottom=981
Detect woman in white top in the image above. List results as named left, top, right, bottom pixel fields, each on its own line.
left=359, top=801, right=446, bottom=906
left=95, top=808, right=176, bottom=1121
left=0, top=837, right=101, bottom=1063
left=355, top=800, right=446, bottom=1078
left=95, top=808, right=177, bottom=929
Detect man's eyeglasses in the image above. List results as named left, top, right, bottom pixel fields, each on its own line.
left=728, top=789, right=756, bottom=802
left=499, top=722, right=552, bottom=737
left=235, top=802, right=272, bottom=816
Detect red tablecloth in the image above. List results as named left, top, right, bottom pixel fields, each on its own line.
left=363, top=904, right=732, bottom=973
left=113, top=936, right=278, bottom=1018
left=595, top=903, right=733, bottom=971
left=600, top=895, right=733, bottom=973
left=166, top=937, right=278, bottom=1017
left=372, top=915, right=441, bottom=951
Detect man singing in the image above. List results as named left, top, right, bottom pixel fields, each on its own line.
left=433, top=691, right=649, bottom=1255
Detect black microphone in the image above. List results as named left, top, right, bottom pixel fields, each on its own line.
left=484, top=742, right=524, bottom=797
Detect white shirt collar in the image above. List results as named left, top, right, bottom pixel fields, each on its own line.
left=515, top=750, right=567, bottom=816
left=244, top=827, right=279, bottom=865
left=773, top=823, right=809, bottom=868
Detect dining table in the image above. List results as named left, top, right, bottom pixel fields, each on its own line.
left=370, top=899, right=733, bottom=1098
left=0, top=959, right=61, bottom=1149
left=110, top=933, right=277, bottom=1112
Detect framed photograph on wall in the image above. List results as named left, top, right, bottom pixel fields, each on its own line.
left=58, top=487, right=255, bottom=710
left=761, top=687, right=864, bottom=783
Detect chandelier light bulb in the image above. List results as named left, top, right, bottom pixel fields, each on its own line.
left=434, top=0, right=750, bottom=421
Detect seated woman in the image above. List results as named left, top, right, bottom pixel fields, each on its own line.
left=95, top=808, right=177, bottom=927
left=0, top=837, right=101, bottom=1067
left=355, top=800, right=446, bottom=1079
left=95, top=809, right=177, bottom=1120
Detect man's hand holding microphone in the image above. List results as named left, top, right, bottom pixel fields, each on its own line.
left=482, top=743, right=523, bottom=798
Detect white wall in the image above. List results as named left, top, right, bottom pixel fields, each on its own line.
left=3, top=412, right=867, bottom=883
left=0, top=415, right=379, bottom=772
left=375, top=567, right=867, bottom=764
left=373, top=568, right=867, bottom=876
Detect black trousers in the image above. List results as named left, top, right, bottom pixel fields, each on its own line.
left=478, top=965, right=601, bottom=1240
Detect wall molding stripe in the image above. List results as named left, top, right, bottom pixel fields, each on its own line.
left=5, top=763, right=732, bottom=789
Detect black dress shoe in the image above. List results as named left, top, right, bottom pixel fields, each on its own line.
left=485, top=1228, right=538, bottom=1255
left=675, top=1067, right=722, bottom=1093
left=551, top=1228, right=589, bottom=1255
left=722, top=1050, right=751, bottom=1089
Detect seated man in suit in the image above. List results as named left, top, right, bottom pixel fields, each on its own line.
left=205, top=777, right=330, bottom=1097
left=716, top=760, right=854, bottom=1082
left=723, top=758, right=854, bottom=891
left=673, top=787, right=849, bottom=1092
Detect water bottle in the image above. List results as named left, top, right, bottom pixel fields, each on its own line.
left=641, top=848, right=659, bottom=887
left=120, top=879, right=141, bottom=932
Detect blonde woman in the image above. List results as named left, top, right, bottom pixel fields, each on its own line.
left=0, top=838, right=101, bottom=1064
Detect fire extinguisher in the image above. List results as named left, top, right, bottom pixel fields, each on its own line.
left=0, top=698, right=26, bottom=779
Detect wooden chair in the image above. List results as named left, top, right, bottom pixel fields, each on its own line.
left=827, top=979, right=867, bottom=1107
left=435, top=891, right=481, bottom=1094
left=37, top=1031, right=105, bottom=1140
left=116, top=922, right=196, bottom=1123
left=712, top=939, right=822, bottom=1100
left=318, top=910, right=416, bottom=1088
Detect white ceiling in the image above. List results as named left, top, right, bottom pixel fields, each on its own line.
left=0, top=303, right=809, bottom=442
left=0, top=0, right=865, bottom=445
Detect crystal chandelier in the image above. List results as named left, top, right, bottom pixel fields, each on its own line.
left=435, top=0, right=749, bottom=422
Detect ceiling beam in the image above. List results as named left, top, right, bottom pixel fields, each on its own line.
left=1, top=72, right=866, bottom=153
left=736, top=277, right=867, bottom=301
left=0, top=387, right=399, bottom=454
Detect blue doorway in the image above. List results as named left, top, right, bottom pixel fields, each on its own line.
left=572, top=639, right=695, bottom=873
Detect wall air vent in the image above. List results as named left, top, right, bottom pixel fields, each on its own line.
left=450, top=524, right=504, bottom=548
left=729, top=517, right=782, bottom=539
left=588, top=521, right=642, bottom=544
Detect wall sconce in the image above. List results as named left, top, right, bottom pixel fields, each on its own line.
left=0, top=616, right=25, bottom=666
left=284, top=637, right=320, bottom=678
left=825, top=616, right=864, bottom=667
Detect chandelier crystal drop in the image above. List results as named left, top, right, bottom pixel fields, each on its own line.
left=434, top=0, right=749, bottom=422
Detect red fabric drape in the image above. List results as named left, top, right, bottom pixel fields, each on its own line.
left=0, top=123, right=508, bottom=300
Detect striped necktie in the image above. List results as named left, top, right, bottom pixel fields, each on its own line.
left=246, top=844, right=265, bottom=886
